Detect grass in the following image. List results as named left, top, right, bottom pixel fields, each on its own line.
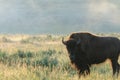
left=0, top=34, right=120, bottom=80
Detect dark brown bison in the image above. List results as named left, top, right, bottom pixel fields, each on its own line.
left=62, top=32, right=120, bottom=77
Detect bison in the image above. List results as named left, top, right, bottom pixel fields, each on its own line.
left=62, top=32, right=120, bottom=77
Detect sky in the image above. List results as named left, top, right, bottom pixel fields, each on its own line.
left=0, top=0, right=120, bottom=34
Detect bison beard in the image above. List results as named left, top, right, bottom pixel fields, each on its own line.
left=62, top=32, right=120, bottom=77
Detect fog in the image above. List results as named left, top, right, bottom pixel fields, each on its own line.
left=0, top=0, right=120, bottom=34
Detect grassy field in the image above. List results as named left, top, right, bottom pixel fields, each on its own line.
left=0, top=33, right=120, bottom=80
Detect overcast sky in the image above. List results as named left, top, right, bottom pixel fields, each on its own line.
left=0, top=0, right=120, bottom=34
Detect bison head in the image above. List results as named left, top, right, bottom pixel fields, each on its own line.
left=62, top=33, right=95, bottom=77
left=62, top=33, right=94, bottom=61
left=62, top=38, right=81, bottom=61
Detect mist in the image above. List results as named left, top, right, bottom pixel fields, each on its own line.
left=0, top=0, right=120, bottom=34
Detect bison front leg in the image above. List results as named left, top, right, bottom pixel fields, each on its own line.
left=78, top=64, right=90, bottom=78
left=86, top=65, right=90, bottom=75
left=78, top=69, right=84, bottom=78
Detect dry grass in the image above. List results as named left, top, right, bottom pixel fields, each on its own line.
left=0, top=34, right=119, bottom=80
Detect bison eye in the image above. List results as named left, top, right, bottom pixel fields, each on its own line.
left=67, top=41, right=77, bottom=47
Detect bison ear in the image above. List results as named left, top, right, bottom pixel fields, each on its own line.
left=76, top=38, right=81, bottom=45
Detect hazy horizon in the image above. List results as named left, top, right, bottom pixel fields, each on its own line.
left=0, top=0, right=120, bottom=34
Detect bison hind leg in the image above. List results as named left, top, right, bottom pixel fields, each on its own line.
left=116, top=63, right=120, bottom=76
left=111, top=59, right=120, bottom=77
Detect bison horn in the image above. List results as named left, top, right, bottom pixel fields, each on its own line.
left=62, top=37, right=67, bottom=45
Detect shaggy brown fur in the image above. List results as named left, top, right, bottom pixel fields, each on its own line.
left=62, top=32, right=120, bottom=77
